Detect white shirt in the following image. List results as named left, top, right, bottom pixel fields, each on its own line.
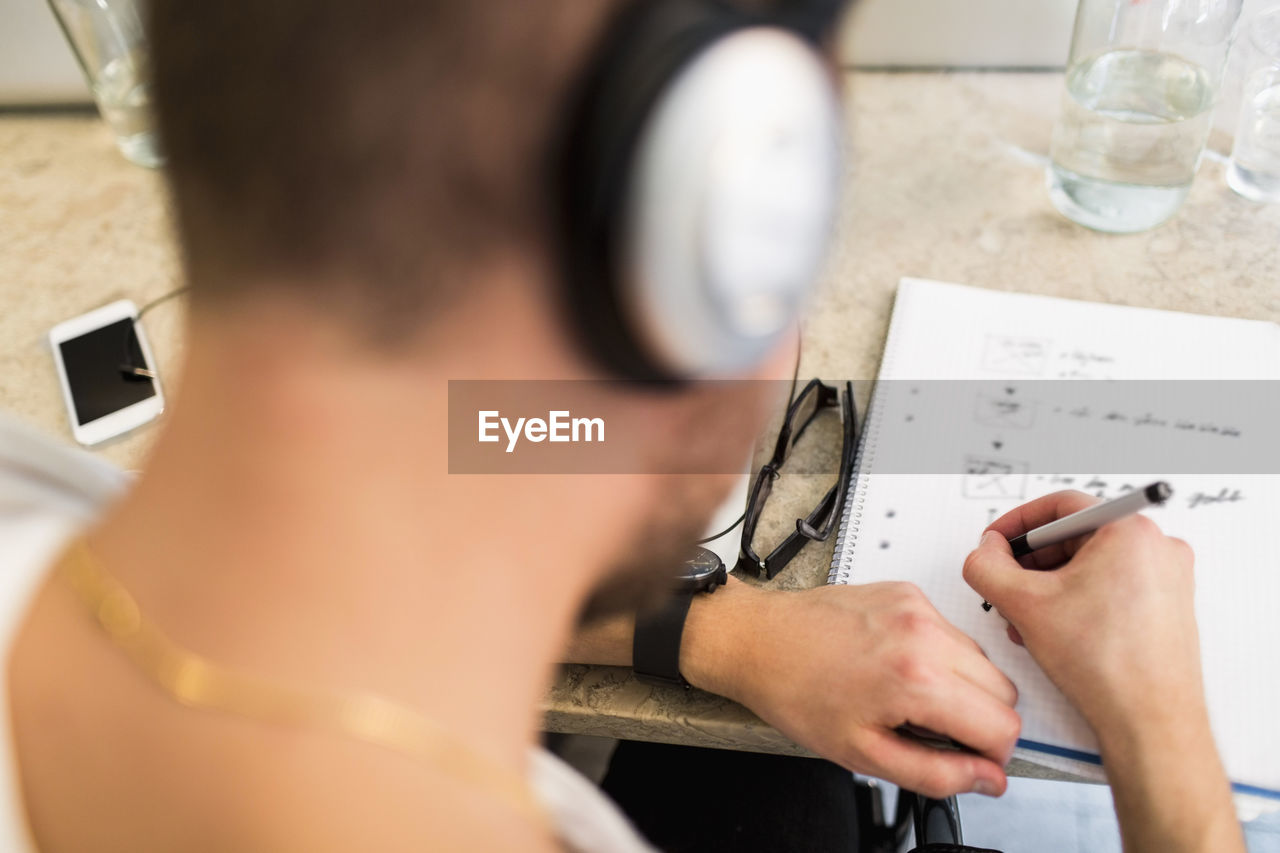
left=0, top=414, right=654, bottom=852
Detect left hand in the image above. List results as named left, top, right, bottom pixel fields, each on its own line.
left=682, top=580, right=1020, bottom=798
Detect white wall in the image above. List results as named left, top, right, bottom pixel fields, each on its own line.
left=0, top=0, right=1265, bottom=109
left=841, top=0, right=1078, bottom=67
left=1, top=0, right=1086, bottom=106
left=0, top=0, right=89, bottom=104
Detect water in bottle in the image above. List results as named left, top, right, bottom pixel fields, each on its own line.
left=1048, top=49, right=1216, bottom=233
left=93, top=51, right=163, bottom=168
left=1227, top=74, right=1280, bottom=202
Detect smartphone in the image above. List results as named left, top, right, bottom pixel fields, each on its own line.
left=49, top=300, right=165, bottom=446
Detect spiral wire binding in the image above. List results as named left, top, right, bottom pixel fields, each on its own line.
left=826, top=290, right=910, bottom=585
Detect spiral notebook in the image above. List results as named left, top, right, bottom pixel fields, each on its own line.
left=826, top=278, right=1280, bottom=807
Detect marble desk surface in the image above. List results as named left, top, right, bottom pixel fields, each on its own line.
left=3, top=73, right=1278, bottom=781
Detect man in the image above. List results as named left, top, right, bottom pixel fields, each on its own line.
left=0, top=1, right=1243, bottom=852
left=562, top=503, right=1245, bottom=853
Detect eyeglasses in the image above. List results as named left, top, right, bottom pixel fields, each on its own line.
left=735, top=379, right=857, bottom=579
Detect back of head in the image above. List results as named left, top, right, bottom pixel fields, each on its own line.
left=148, top=0, right=608, bottom=345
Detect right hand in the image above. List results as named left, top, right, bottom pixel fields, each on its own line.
left=962, top=490, right=1204, bottom=745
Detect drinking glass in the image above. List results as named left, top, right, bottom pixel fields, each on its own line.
left=47, top=0, right=164, bottom=168
left=1048, top=0, right=1243, bottom=233
left=1227, top=7, right=1280, bottom=202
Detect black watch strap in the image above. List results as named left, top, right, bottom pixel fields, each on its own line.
left=632, top=593, right=695, bottom=689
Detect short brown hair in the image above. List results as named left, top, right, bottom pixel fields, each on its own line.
left=149, top=1, right=606, bottom=341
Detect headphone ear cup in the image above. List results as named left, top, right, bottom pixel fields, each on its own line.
left=555, top=1, right=746, bottom=382
left=623, top=28, right=842, bottom=377
left=556, top=1, right=842, bottom=381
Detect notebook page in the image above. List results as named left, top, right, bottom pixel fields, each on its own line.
left=829, top=278, right=1280, bottom=802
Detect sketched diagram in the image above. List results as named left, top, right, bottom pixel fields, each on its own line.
left=974, top=394, right=1037, bottom=429
left=981, top=335, right=1051, bottom=376
left=963, top=456, right=1030, bottom=500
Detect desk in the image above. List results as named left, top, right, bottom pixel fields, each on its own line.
left=4, top=73, right=1279, bottom=782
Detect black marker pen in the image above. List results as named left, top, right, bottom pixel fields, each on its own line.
left=981, top=481, right=1172, bottom=611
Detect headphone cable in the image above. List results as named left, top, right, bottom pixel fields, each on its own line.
left=696, top=329, right=804, bottom=547
left=120, top=286, right=190, bottom=379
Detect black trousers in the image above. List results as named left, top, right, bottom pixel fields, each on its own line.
left=601, top=740, right=860, bottom=853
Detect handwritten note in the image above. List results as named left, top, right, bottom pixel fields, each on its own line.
left=829, top=278, right=1280, bottom=805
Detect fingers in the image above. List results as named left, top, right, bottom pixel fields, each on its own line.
left=985, top=490, right=1101, bottom=539
left=903, top=593, right=1018, bottom=704
left=859, top=727, right=1009, bottom=799
left=892, top=586, right=1019, bottom=706
left=1167, top=535, right=1194, bottom=566
left=948, top=634, right=1019, bottom=707
left=985, top=491, right=1102, bottom=570
left=904, top=675, right=1022, bottom=769
left=962, top=529, right=1042, bottom=615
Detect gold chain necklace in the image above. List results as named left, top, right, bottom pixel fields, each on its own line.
left=56, top=539, right=551, bottom=836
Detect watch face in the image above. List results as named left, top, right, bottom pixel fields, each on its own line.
left=679, top=546, right=725, bottom=583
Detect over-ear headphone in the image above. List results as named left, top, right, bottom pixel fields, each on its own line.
left=556, top=0, right=847, bottom=381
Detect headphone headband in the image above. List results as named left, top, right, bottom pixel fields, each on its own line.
left=776, top=0, right=848, bottom=41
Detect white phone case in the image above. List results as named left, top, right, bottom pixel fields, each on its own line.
left=48, top=299, right=165, bottom=446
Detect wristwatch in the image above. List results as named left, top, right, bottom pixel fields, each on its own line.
left=632, top=547, right=729, bottom=689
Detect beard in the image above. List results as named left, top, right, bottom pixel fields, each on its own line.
left=574, top=474, right=730, bottom=625
left=572, top=379, right=786, bottom=627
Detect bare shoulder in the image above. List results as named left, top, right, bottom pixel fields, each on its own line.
left=9, top=575, right=555, bottom=852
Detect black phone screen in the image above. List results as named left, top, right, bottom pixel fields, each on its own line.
left=59, top=319, right=157, bottom=425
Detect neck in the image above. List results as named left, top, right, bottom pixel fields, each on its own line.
left=88, top=288, right=630, bottom=777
